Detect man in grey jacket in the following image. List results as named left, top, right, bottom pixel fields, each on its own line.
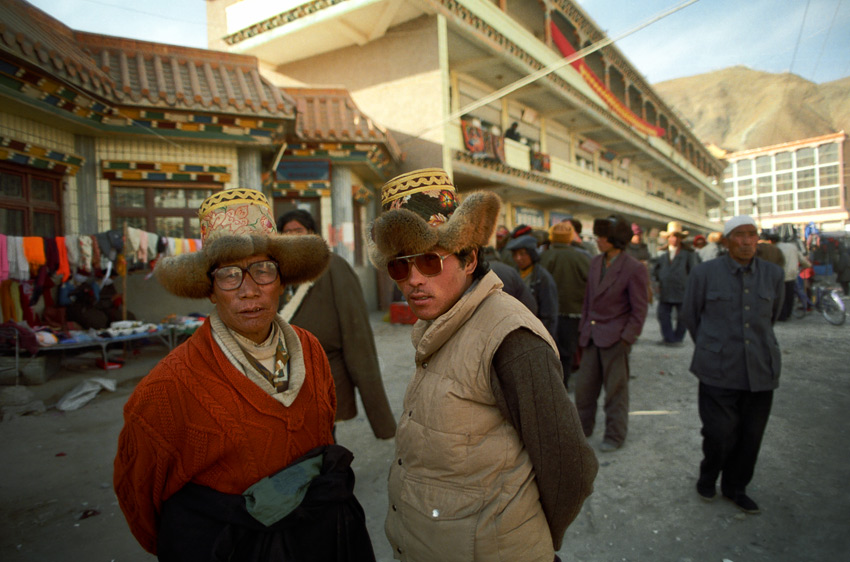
left=652, top=221, right=699, bottom=345
left=682, top=215, right=784, bottom=515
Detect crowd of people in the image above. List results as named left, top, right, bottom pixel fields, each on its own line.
left=110, top=169, right=834, bottom=560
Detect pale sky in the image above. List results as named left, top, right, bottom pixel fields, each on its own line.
left=25, top=0, right=850, bottom=84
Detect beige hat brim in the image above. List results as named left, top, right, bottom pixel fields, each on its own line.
left=155, top=233, right=330, bottom=299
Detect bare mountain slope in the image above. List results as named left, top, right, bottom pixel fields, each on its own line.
left=654, top=66, right=849, bottom=152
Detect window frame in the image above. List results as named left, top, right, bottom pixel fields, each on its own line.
left=0, top=161, right=63, bottom=237
left=110, top=180, right=223, bottom=238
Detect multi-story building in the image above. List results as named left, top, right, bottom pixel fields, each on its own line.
left=208, top=0, right=725, bottom=238
left=718, top=131, right=848, bottom=234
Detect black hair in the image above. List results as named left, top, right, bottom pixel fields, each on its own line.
left=593, top=215, right=632, bottom=250
left=277, top=209, right=317, bottom=233
left=456, top=246, right=490, bottom=280
left=569, top=218, right=583, bottom=235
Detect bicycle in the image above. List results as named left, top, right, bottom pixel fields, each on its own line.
left=792, top=279, right=846, bottom=325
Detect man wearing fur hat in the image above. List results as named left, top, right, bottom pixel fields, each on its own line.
left=681, top=215, right=783, bottom=514
left=114, top=189, right=375, bottom=560
left=369, top=168, right=597, bottom=561
left=652, top=220, right=699, bottom=346
left=540, top=220, right=590, bottom=390
left=575, top=215, right=649, bottom=452
left=505, top=233, right=559, bottom=338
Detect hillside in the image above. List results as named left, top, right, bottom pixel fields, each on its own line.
left=653, top=66, right=850, bottom=153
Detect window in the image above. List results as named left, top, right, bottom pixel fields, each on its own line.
left=776, top=192, right=794, bottom=212
left=820, top=187, right=840, bottom=207
left=757, top=195, right=773, bottom=214
left=111, top=182, right=221, bottom=238
left=737, top=199, right=755, bottom=215
left=797, top=168, right=815, bottom=189
left=797, top=190, right=816, bottom=210
left=796, top=147, right=815, bottom=167
left=775, top=151, right=792, bottom=170
left=735, top=159, right=753, bottom=176
left=0, top=162, right=62, bottom=237
left=737, top=178, right=753, bottom=197
left=818, top=143, right=838, bottom=163
left=819, top=165, right=839, bottom=185
left=775, top=172, right=793, bottom=191
left=756, top=175, right=773, bottom=195
left=755, top=155, right=771, bottom=174
left=723, top=181, right=734, bottom=199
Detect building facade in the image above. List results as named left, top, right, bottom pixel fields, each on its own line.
left=717, top=131, right=848, bottom=233
left=208, top=0, right=725, bottom=238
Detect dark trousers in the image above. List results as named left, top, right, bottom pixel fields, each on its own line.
left=778, top=280, right=796, bottom=321
left=575, top=341, right=630, bottom=446
left=556, top=316, right=580, bottom=389
left=697, top=382, right=773, bottom=496
left=657, top=301, right=686, bottom=342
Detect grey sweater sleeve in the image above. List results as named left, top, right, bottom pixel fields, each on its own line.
left=491, top=328, right=599, bottom=550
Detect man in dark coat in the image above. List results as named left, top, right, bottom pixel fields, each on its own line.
left=575, top=215, right=648, bottom=452
left=482, top=246, right=538, bottom=315
left=506, top=234, right=559, bottom=338
left=681, top=215, right=783, bottom=515
left=540, top=221, right=589, bottom=390
left=652, top=221, right=699, bottom=345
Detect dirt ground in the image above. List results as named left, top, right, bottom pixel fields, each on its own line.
left=1, top=302, right=848, bottom=562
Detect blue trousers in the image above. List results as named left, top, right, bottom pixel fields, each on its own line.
left=657, top=301, right=686, bottom=343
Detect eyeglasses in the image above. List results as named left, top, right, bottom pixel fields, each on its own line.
left=211, top=260, right=279, bottom=290
left=386, top=252, right=451, bottom=282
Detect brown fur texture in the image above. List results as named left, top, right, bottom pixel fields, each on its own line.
left=368, top=191, right=501, bottom=269
left=155, top=234, right=330, bottom=299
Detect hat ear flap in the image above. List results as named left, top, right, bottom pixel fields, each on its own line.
left=439, top=191, right=501, bottom=252
left=372, top=209, right=439, bottom=261
left=154, top=253, right=213, bottom=299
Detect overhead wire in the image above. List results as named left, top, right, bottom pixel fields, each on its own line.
left=811, top=0, right=843, bottom=82
left=767, top=0, right=811, bottom=144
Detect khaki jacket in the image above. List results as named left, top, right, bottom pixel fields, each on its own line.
left=385, top=271, right=557, bottom=561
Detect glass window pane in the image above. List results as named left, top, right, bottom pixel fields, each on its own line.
left=186, top=189, right=215, bottom=209
left=186, top=220, right=202, bottom=239
left=114, top=187, right=146, bottom=208
left=155, top=216, right=186, bottom=237
left=818, top=143, right=838, bottom=163
left=114, top=215, right=147, bottom=231
left=776, top=192, right=794, bottom=212
left=723, top=182, right=734, bottom=198
left=776, top=172, right=793, bottom=191
left=796, top=147, right=814, bottom=167
left=757, top=195, right=773, bottom=214
left=32, top=211, right=57, bottom=237
left=735, top=160, right=753, bottom=176
left=31, top=178, right=56, bottom=202
left=755, top=155, right=771, bottom=173
left=757, top=175, right=772, bottom=194
left=1, top=172, right=24, bottom=199
left=798, top=168, right=815, bottom=189
left=797, top=190, right=816, bottom=210
left=0, top=207, right=25, bottom=236
left=775, top=152, right=792, bottom=170
left=820, top=187, right=839, bottom=207
left=737, top=178, right=753, bottom=197
left=155, top=189, right=185, bottom=208
left=819, top=165, right=838, bottom=185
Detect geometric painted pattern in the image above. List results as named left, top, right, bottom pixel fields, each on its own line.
left=101, top=161, right=231, bottom=183
left=0, top=136, right=84, bottom=176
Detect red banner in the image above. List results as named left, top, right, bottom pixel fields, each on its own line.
left=550, top=22, right=665, bottom=138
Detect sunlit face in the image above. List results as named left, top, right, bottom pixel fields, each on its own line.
left=282, top=220, right=310, bottom=235
left=396, top=247, right=476, bottom=321
left=725, top=225, right=759, bottom=265
left=209, top=254, right=284, bottom=343
left=668, top=234, right=682, bottom=248
left=511, top=249, right=532, bottom=270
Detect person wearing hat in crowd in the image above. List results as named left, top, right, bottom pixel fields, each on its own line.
left=506, top=232, right=559, bottom=338
left=570, top=217, right=600, bottom=256
left=681, top=215, right=784, bottom=515
left=574, top=215, right=649, bottom=452
left=692, top=234, right=707, bottom=251
left=495, top=224, right=513, bottom=264
left=697, top=231, right=723, bottom=262
left=481, top=245, right=539, bottom=315
left=651, top=221, right=699, bottom=346
left=277, top=209, right=397, bottom=440
left=756, top=231, right=786, bottom=269
left=540, top=220, right=590, bottom=390
left=114, top=189, right=376, bottom=560
left=626, top=222, right=653, bottom=306
left=369, top=168, right=597, bottom=562
left=776, top=229, right=810, bottom=321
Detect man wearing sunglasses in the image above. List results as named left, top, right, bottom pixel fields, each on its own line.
left=369, top=168, right=598, bottom=562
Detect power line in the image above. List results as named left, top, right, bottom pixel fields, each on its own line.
left=75, top=0, right=206, bottom=27
left=811, top=0, right=844, bottom=81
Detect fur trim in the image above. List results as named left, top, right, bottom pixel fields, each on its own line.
left=155, top=234, right=330, bottom=299
left=368, top=191, right=501, bottom=269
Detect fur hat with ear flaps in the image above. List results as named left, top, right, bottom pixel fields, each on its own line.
left=154, top=189, right=330, bottom=299
left=367, top=168, right=501, bottom=270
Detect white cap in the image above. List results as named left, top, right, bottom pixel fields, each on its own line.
left=723, top=215, right=757, bottom=237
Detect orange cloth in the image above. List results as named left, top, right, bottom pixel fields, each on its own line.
left=188, top=239, right=197, bottom=253
left=113, top=320, right=336, bottom=554
left=55, top=236, right=71, bottom=282
left=22, top=237, right=46, bottom=276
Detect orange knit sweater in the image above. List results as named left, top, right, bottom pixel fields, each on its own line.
left=113, top=320, right=336, bottom=554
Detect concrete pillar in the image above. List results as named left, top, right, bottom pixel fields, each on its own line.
left=73, top=135, right=98, bottom=234
left=331, top=165, right=354, bottom=264
left=237, top=147, right=263, bottom=190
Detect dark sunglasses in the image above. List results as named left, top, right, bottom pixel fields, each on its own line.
left=211, top=260, right=279, bottom=290
left=387, top=252, right=451, bottom=281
